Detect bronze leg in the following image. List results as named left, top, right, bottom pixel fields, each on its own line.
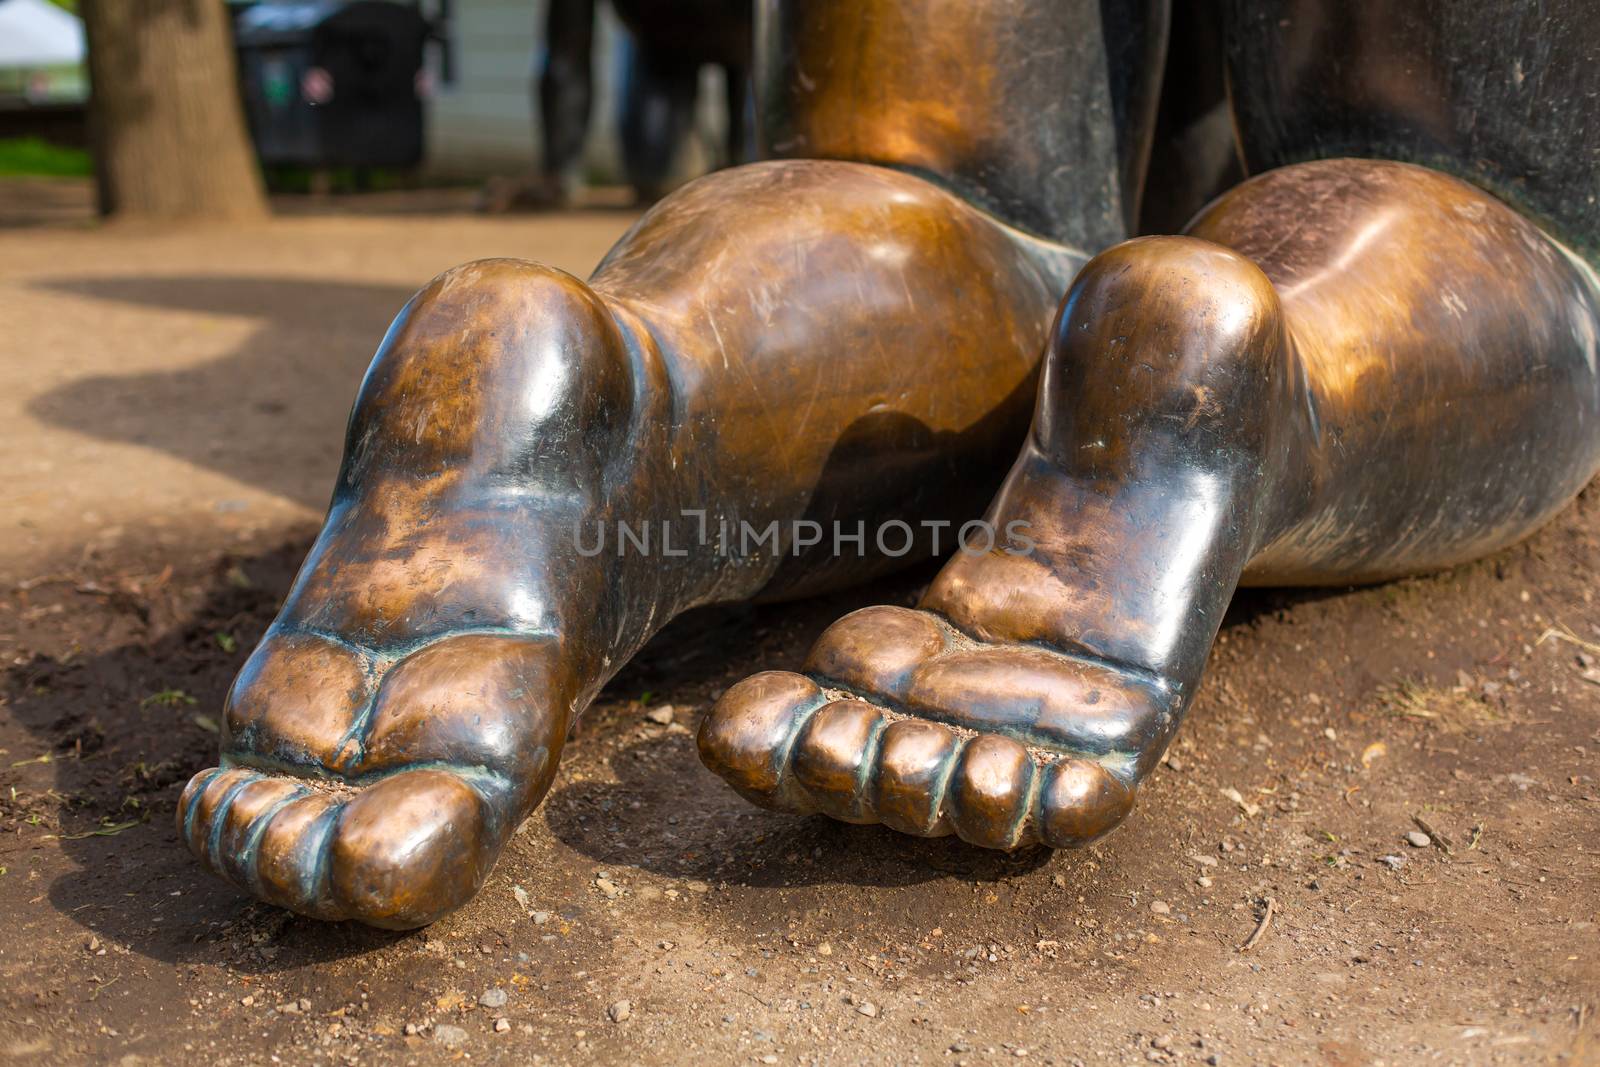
left=700, top=158, right=1600, bottom=849
left=175, top=161, right=1080, bottom=928
left=178, top=0, right=1166, bottom=928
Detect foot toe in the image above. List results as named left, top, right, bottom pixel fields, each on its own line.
left=327, top=769, right=493, bottom=928
left=789, top=699, right=884, bottom=822
left=212, top=773, right=309, bottom=889
left=872, top=718, right=959, bottom=837
left=696, top=671, right=825, bottom=810
left=701, top=608, right=1159, bottom=851
left=1037, top=757, right=1135, bottom=848
left=250, top=786, right=343, bottom=916
left=947, top=733, right=1036, bottom=849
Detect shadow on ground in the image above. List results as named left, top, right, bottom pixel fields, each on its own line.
left=28, top=276, right=417, bottom=507
left=537, top=580, right=1347, bottom=885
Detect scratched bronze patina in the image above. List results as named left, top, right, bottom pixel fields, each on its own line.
left=183, top=0, right=1600, bottom=927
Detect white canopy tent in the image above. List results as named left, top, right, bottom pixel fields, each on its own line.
left=0, top=0, right=85, bottom=70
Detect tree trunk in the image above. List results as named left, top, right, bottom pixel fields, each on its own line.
left=82, top=0, right=267, bottom=221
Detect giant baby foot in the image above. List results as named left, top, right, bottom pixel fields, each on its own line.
left=705, top=161, right=1600, bottom=850
left=702, top=238, right=1291, bottom=849
left=177, top=258, right=628, bottom=928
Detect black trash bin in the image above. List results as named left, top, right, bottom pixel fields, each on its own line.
left=234, top=1, right=429, bottom=169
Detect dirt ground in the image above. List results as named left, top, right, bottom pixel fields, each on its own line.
left=1, top=184, right=1597, bottom=1067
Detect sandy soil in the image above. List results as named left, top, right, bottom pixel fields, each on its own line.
left=0, top=189, right=1596, bottom=1066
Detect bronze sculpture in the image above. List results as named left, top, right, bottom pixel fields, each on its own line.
left=182, top=0, right=1600, bottom=927
left=702, top=0, right=1600, bottom=846
left=180, top=0, right=1162, bottom=928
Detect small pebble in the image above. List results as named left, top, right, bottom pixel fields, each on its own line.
left=595, top=877, right=622, bottom=898
left=817, top=942, right=833, bottom=956
left=1196, top=877, right=1213, bottom=888
left=608, top=999, right=632, bottom=1022
left=1405, top=830, right=1431, bottom=848
left=856, top=1002, right=879, bottom=1018
left=434, top=1024, right=468, bottom=1048
left=479, top=988, right=508, bottom=1009
left=1149, top=900, right=1171, bottom=916
left=646, top=705, right=675, bottom=725
left=1377, top=854, right=1406, bottom=870
left=494, top=1017, right=511, bottom=1033
left=531, top=911, right=551, bottom=925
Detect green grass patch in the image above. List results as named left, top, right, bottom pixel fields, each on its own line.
left=0, top=137, right=92, bottom=178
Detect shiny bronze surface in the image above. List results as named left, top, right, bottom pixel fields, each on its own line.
left=179, top=0, right=1168, bottom=927
left=180, top=164, right=1079, bottom=927
left=184, top=0, right=1600, bottom=924
left=701, top=159, right=1600, bottom=848
left=1221, top=0, right=1600, bottom=263
left=702, top=0, right=1600, bottom=854
left=756, top=0, right=1167, bottom=246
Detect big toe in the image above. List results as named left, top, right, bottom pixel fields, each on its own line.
left=357, top=632, right=574, bottom=813
left=180, top=765, right=499, bottom=928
